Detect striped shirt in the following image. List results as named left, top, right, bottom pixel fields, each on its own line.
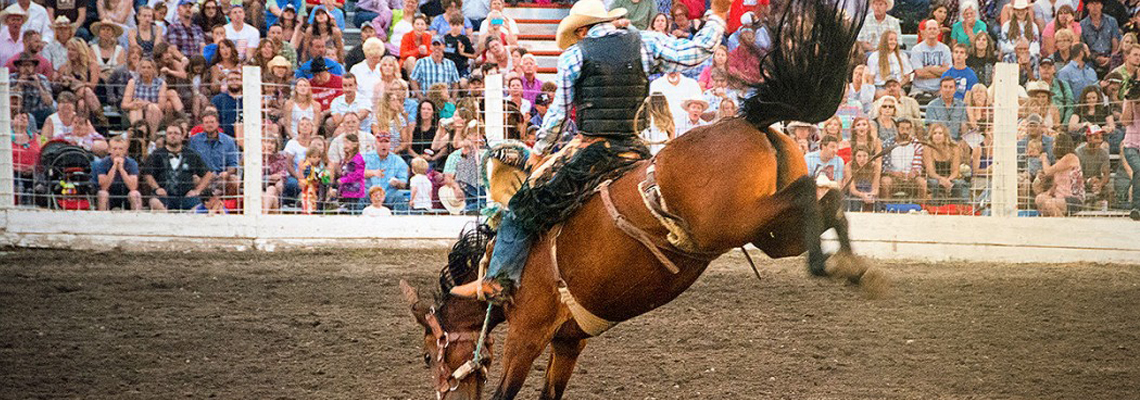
left=534, top=17, right=726, bottom=155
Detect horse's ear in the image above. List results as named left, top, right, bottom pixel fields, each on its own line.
left=399, top=280, right=431, bottom=328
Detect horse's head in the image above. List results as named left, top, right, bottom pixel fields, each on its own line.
left=401, top=280, right=492, bottom=400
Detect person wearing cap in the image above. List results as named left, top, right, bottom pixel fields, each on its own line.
left=1018, top=113, right=1056, bottom=165
left=409, top=36, right=459, bottom=97
left=307, top=56, right=344, bottom=114
left=1076, top=124, right=1112, bottom=203
left=529, top=91, right=551, bottom=127
left=857, top=0, right=901, bottom=53
left=450, top=0, right=730, bottom=299
left=0, top=6, right=27, bottom=68
left=267, top=0, right=304, bottom=28
left=1080, top=0, right=1122, bottom=74
left=1037, top=56, right=1075, bottom=123
left=362, top=132, right=410, bottom=210
left=165, top=0, right=205, bottom=58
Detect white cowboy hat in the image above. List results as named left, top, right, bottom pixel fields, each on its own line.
left=90, top=19, right=125, bottom=38
left=555, top=0, right=626, bottom=50
left=680, top=95, right=709, bottom=111
left=1026, top=80, right=1051, bottom=96
left=438, top=186, right=466, bottom=215
left=0, top=4, right=27, bottom=22
left=871, top=0, right=894, bottom=11
left=1011, top=0, right=1031, bottom=10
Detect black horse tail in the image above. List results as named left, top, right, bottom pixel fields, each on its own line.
left=739, top=0, right=868, bottom=130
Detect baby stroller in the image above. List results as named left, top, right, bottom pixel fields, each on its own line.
left=35, top=140, right=96, bottom=210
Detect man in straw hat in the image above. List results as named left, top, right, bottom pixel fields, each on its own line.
left=5, top=0, right=51, bottom=43
left=451, top=0, right=732, bottom=299
left=43, top=16, right=73, bottom=70
left=0, top=6, right=27, bottom=67
left=856, top=0, right=900, bottom=53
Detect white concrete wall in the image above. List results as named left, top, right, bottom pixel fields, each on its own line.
left=2, top=209, right=1137, bottom=265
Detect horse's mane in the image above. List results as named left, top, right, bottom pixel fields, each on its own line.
left=438, top=223, right=495, bottom=296
left=737, top=0, right=869, bottom=129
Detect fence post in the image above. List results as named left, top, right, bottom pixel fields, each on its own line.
left=991, top=63, right=1019, bottom=218
left=484, top=73, right=504, bottom=145
left=0, top=68, right=13, bottom=209
left=242, top=66, right=263, bottom=217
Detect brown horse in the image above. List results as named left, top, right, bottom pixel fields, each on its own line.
left=400, top=0, right=880, bottom=398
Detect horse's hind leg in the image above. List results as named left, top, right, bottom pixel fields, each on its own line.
left=538, top=337, right=588, bottom=400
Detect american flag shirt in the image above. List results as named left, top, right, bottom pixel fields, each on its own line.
left=534, top=16, right=726, bottom=155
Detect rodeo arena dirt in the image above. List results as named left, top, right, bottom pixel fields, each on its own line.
left=4, top=0, right=1140, bottom=398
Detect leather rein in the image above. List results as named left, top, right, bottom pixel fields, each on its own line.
left=423, top=306, right=493, bottom=398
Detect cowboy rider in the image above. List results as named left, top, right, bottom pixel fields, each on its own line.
left=451, top=0, right=732, bottom=299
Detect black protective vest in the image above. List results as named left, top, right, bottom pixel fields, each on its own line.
left=574, top=31, right=648, bottom=136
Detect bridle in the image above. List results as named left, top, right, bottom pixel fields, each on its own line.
left=423, top=306, right=493, bottom=398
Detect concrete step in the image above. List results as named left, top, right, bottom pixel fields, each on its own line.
left=503, top=4, right=572, bottom=20
left=534, top=55, right=557, bottom=69
left=517, top=39, right=560, bottom=52
left=516, top=19, right=559, bottom=35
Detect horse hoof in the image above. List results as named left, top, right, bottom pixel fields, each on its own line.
left=858, top=267, right=891, bottom=300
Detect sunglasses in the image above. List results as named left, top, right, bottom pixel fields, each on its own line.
left=881, top=105, right=895, bottom=109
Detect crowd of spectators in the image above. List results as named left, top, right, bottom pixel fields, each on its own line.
left=6, top=0, right=1139, bottom=218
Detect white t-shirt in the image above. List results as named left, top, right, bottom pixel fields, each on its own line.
left=349, top=61, right=384, bottom=106
left=224, top=22, right=261, bottom=56
left=284, top=139, right=309, bottom=170
left=390, top=20, right=413, bottom=48
left=648, top=75, right=702, bottom=127
left=909, top=41, right=951, bottom=93
left=362, top=205, right=393, bottom=216
left=641, top=122, right=670, bottom=155
left=867, top=50, right=914, bottom=87
left=410, top=174, right=433, bottom=210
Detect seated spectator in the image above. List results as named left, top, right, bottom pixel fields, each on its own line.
left=11, top=52, right=54, bottom=126
left=42, top=91, right=81, bottom=141
left=209, top=39, right=242, bottom=94
left=676, top=95, right=708, bottom=136
left=847, top=64, right=875, bottom=114
left=193, top=0, right=226, bottom=42
left=363, top=133, right=409, bottom=209
left=128, top=6, right=163, bottom=58
left=787, top=121, right=820, bottom=153
left=648, top=12, right=670, bottom=34
left=306, top=0, right=346, bottom=30
left=345, top=22, right=379, bottom=71
left=867, top=30, right=913, bottom=89
left=284, top=78, right=321, bottom=137
left=442, top=123, right=485, bottom=211
left=1018, top=113, right=1057, bottom=163
left=262, top=133, right=291, bottom=213
left=1035, top=133, right=1085, bottom=216
left=266, top=0, right=304, bottom=29
left=333, top=133, right=368, bottom=213
left=442, top=15, right=475, bottom=78
left=1076, top=125, right=1112, bottom=208
left=375, top=82, right=412, bottom=154
left=430, top=0, right=472, bottom=37
left=806, top=135, right=845, bottom=186
left=505, top=76, right=531, bottom=116
left=911, top=19, right=953, bottom=99
left=1042, top=2, right=1080, bottom=56
left=295, top=36, right=345, bottom=78
left=407, top=99, right=447, bottom=165
left=847, top=116, right=882, bottom=163
left=44, top=16, right=73, bottom=70
left=266, top=23, right=298, bottom=66
left=1051, top=28, right=1076, bottom=65
left=6, top=31, right=52, bottom=77
left=400, top=13, right=433, bottom=74
left=965, top=30, right=997, bottom=86
left=669, top=3, right=697, bottom=39
left=715, top=97, right=738, bottom=121
left=857, top=0, right=901, bottom=53
left=1058, top=43, right=1099, bottom=96
left=408, top=156, right=433, bottom=210
left=1025, top=80, right=1063, bottom=129
left=924, top=123, right=969, bottom=203
left=475, top=36, right=512, bottom=71
left=951, top=1, right=987, bottom=49
left=54, top=112, right=107, bottom=155
left=1068, top=85, right=1116, bottom=138
left=362, top=186, right=393, bottom=216
left=328, top=113, right=378, bottom=171
left=926, top=77, right=969, bottom=142
left=872, top=96, right=901, bottom=143
left=210, top=69, right=242, bottom=138
left=12, top=109, right=37, bottom=204
left=409, top=38, right=460, bottom=97
left=1003, top=37, right=1039, bottom=85
left=123, top=58, right=179, bottom=135
left=308, top=57, right=344, bottom=114
left=223, top=5, right=259, bottom=59
left=880, top=118, right=926, bottom=200
left=998, top=1, right=1040, bottom=59
left=428, top=82, right=456, bottom=119
left=964, top=83, right=991, bottom=146
left=1111, top=44, right=1140, bottom=102
left=330, top=73, right=373, bottom=130
left=843, top=146, right=880, bottom=211
left=94, top=136, right=143, bottom=211
left=370, top=55, right=404, bottom=103
left=1037, top=57, right=1074, bottom=123
left=192, top=188, right=228, bottom=214
left=263, top=56, right=293, bottom=119
left=530, top=92, right=551, bottom=127
left=187, top=110, right=241, bottom=196
left=477, top=0, right=520, bottom=41
left=248, top=40, right=278, bottom=70
left=943, top=44, right=980, bottom=101
left=304, top=5, right=345, bottom=63
left=971, top=128, right=995, bottom=198
left=142, top=122, right=214, bottom=211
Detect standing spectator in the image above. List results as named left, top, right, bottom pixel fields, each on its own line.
left=11, top=53, right=53, bottom=127
left=805, top=135, right=845, bottom=184
left=951, top=0, right=987, bottom=48
left=6, top=0, right=52, bottom=44
left=6, top=31, right=53, bottom=77
left=1121, top=91, right=1140, bottom=215
left=0, top=7, right=26, bottom=68
left=363, top=133, right=409, bottom=209
left=912, top=19, right=953, bottom=99
left=335, top=133, right=368, bottom=213
left=408, top=157, right=433, bottom=210
left=330, top=73, right=372, bottom=129
left=224, top=5, right=259, bottom=59
left=211, top=69, right=243, bottom=138
left=1043, top=2, right=1080, bottom=56
left=943, top=43, right=979, bottom=100
left=441, top=14, right=475, bottom=77
left=649, top=71, right=702, bottom=125
left=998, top=0, right=1040, bottom=59
left=857, top=0, right=901, bottom=53
left=1058, top=43, right=1099, bottom=96
left=926, top=77, right=969, bottom=141
left=309, top=58, right=344, bottom=123
left=1081, top=0, right=1121, bottom=75
left=266, top=0, right=303, bottom=28
left=123, top=58, right=178, bottom=135
left=924, top=123, right=969, bottom=203
left=868, top=30, right=913, bottom=89
left=409, top=38, right=460, bottom=97
left=966, top=30, right=997, bottom=86
left=143, top=122, right=214, bottom=211
left=675, top=95, right=708, bottom=136
left=166, top=0, right=204, bottom=58
left=187, top=111, right=241, bottom=196
left=295, top=36, right=345, bottom=78
left=880, top=118, right=926, bottom=200
left=1038, top=57, right=1074, bottom=123
left=94, top=136, right=143, bottom=211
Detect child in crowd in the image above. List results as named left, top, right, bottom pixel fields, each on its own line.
left=362, top=186, right=393, bottom=216
left=442, top=13, right=475, bottom=77
left=409, top=157, right=433, bottom=210
left=428, top=83, right=456, bottom=119
left=299, top=142, right=331, bottom=214
left=193, top=188, right=228, bottom=214
left=1025, top=139, right=1049, bottom=178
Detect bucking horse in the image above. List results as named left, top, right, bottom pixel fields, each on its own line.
left=399, top=0, right=888, bottom=398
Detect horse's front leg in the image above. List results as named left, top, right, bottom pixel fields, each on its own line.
left=490, top=312, right=557, bottom=400
left=538, top=336, right=588, bottom=400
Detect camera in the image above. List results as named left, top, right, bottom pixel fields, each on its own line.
left=1126, top=79, right=1140, bottom=101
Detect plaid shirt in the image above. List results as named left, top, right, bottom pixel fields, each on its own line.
left=409, top=56, right=460, bottom=95
left=534, top=17, right=726, bottom=155
left=10, top=73, right=52, bottom=113
left=165, top=20, right=205, bottom=59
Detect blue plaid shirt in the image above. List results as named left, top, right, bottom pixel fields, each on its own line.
left=534, top=17, right=726, bottom=155
left=410, top=56, right=460, bottom=95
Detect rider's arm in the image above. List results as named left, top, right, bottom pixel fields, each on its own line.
left=642, top=15, right=726, bottom=72
left=532, top=49, right=582, bottom=156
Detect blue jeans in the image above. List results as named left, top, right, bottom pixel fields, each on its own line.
left=461, top=182, right=485, bottom=212
left=926, top=178, right=969, bottom=203
left=1125, top=147, right=1140, bottom=210
left=484, top=210, right=533, bottom=286
left=353, top=11, right=379, bottom=28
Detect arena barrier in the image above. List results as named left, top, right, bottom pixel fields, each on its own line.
left=0, top=66, right=1137, bottom=264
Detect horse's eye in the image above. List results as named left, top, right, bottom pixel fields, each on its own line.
left=423, top=353, right=432, bottom=366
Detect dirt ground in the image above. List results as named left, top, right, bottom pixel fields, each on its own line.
left=1, top=248, right=1138, bottom=400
